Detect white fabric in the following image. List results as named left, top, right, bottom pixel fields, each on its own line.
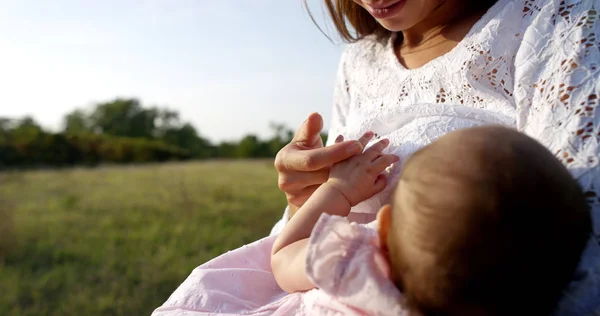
left=315, top=0, right=599, bottom=232
left=269, top=206, right=289, bottom=236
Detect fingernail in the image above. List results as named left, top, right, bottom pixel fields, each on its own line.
left=335, top=134, right=344, bottom=142
left=347, top=142, right=363, bottom=154
left=365, top=131, right=374, bottom=137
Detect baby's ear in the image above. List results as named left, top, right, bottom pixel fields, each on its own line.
left=377, top=205, right=393, bottom=254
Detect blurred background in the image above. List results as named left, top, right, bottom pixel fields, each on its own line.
left=0, top=1, right=345, bottom=315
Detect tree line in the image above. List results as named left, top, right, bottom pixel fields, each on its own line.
left=0, top=98, right=327, bottom=169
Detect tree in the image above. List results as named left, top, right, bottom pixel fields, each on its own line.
left=11, top=116, right=43, bottom=142
left=89, top=98, right=157, bottom=138
left=63, top=109, right=90, bottom=134
left=320, top=132, right=328, bottom=146
left=237, top=134, right=270, bottom=158
left=153, top=108, right=181, bottom=138
left=161, top=123, right=212, bottom=158
left=0, top=118, right=14, bottom=142
left=267, top=122, right=294, bottom=156
left=1, top=98, right=320, bottom=169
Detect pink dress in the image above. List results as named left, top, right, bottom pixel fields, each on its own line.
left=152, top=214, right=405, bottom=316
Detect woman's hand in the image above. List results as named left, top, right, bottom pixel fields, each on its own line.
left=274, top=113, right=364, bottom=215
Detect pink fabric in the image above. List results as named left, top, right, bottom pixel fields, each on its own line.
left=307, top=214, right=406, bottom=315
left=152, top=236, right=302, bottom=316
left=152, top=216, right=405, bottom=316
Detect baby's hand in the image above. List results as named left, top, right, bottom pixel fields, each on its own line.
left=327, top=132, right=399, bottom=207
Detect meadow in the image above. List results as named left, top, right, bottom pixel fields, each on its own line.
left=0, top=160, right=285, bottom=315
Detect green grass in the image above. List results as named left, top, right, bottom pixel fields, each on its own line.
left=0, top=160, right=286, bottom=316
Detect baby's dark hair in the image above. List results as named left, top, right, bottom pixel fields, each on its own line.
left=387, top=126, right=591, bottom=316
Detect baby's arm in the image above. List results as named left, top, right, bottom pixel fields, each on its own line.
left=271, top=133, right=398, bottom=293
left=270, top=183, right=354, bottom=292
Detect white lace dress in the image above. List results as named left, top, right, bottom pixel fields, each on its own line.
left=273, top=0, right=599, bottom=233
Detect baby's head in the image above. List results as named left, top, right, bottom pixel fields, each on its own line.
left=377, top=126, right=591, bottom=316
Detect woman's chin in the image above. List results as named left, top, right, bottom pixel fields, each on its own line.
left=376, top=19, right=413, bottom=32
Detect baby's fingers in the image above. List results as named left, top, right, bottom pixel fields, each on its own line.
left=370, top=174, right=387, bottom=196
left=357, top=131, right=375, bottom=148
left=371, top=154, right=399, bottom=175
left=363, top=139, right=390, bottom=161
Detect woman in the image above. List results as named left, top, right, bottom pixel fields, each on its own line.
left=271, top=0, right=599, bottom=314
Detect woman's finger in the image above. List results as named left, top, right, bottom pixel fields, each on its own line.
left=285, top=184, right=321, bottom=207
left=371, top=154, right=400, bottom=175
left=278, top=141, right=363, bottom=172
left=292, top=112, right=324, bottom=148
left=335, top=134, right=344, bottom=143
left=278, top=169, right=330, bottom=192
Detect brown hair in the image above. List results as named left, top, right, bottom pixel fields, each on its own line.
left=304, top=0, right=502, bottom=43
left=303, top=0, right=391, bottom=42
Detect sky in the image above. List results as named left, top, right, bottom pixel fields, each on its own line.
left=0, top=0, right=346, bottom=142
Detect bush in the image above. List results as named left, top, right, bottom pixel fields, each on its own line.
left=0, top=133, right=190, bottom=170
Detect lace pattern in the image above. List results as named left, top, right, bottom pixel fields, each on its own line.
left=326, top=0, right=599, bottom=230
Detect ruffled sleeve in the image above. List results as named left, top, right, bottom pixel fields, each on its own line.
left=306, top=214, right=406, bottom=315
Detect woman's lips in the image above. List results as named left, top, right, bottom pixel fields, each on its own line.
left=364, top=0, right=407, bottom=19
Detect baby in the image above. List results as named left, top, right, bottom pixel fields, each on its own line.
left=271, top=125, right=591, bottom=315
